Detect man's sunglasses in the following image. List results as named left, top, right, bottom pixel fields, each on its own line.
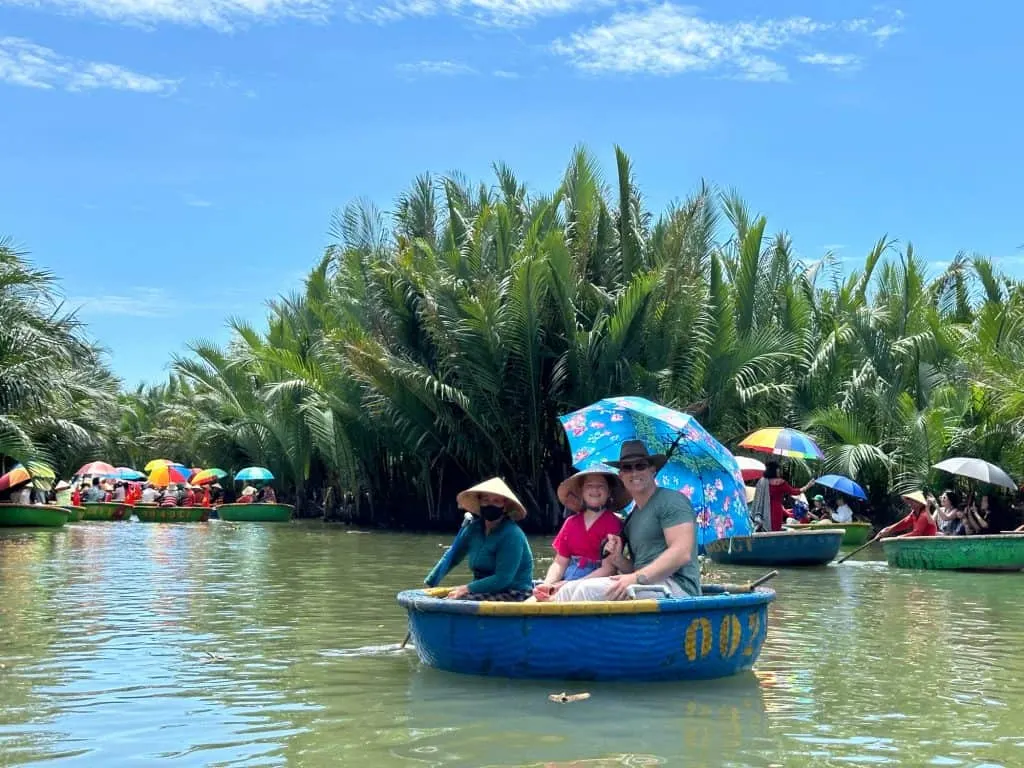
left=619, top=461, right=650, bottom=473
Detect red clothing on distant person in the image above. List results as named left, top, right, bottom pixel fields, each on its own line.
left=888, top=510, right=937, bottom=537
left=768, top=480, right=802, bottom=532
left=181, top=489, right=195, bottom=507
left=552, top=510, right=623, bottom=567
left=71, top=489, right=81, bottom=506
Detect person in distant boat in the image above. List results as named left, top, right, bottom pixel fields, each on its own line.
left=444, top=477, right=534, bottom=602
left=533, top=466, right=628, bottom=601
left=140, top=483, right=159, bottom=503
left=54, top=481, right=72, bottom=507
left=935, top=489, right=965, bottom=535
left=159, top=485, right=178, bottom=507
left=785, top=493, right=814, bottom=525
left=259, top=485, right=277, bottom=504
left=751, top=461, right=813, bottom=532
left=877, top=491, right=938, bottom=538
left=827, top=493, right=854, bottom=524
left=554, top=440, right=701, bottom=601
left=180, top=485, right=195, bottom=507
left=962, top=494, right=990, bottom=535
left=238, top=485, right=257, bottom=504
left=82, top=478, right=105, bottom=503
left=111, top=482, right=126, bottom=503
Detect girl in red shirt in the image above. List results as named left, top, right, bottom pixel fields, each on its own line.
left=534, top=467, right=630, bottom=601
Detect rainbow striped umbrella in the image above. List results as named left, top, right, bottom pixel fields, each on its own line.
left=144, top=458, right=186, bottom=473
left=191, top=468, right=227, bottom=486
left=738, top=428, right=824, bottom=460
left=0, top=462, right=56, bottom=492
left=148, top=464, right=190, bottom=488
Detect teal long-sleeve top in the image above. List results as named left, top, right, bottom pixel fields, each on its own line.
left=448, top=517, right=534, bottom=594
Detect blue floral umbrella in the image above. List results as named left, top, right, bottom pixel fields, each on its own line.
left=559, top=396, right=752, bottom=551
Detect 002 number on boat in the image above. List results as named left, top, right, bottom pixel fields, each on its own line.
left=683, top=612, right=763, bottom=662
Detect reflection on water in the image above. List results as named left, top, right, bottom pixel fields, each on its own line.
left=1, top=524, right=1023, bottom=766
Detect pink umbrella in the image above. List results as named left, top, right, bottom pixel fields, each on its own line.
left=77, top=461, right=117, bottom=477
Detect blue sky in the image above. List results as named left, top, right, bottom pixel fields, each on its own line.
left=1, top=0, right=1022, bottom=386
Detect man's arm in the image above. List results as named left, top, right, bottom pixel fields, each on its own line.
left=634, top=522, right=694, bottom=583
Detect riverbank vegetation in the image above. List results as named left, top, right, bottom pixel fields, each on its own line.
left=4, top=148, right=1024, bottom=531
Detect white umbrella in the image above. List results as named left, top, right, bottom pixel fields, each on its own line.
left=933, top=457, right=1017, bottom=491
left=735, top=456, right=766, bottom=480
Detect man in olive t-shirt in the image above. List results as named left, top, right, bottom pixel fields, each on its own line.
left=553, top=439, right=701, bottom=601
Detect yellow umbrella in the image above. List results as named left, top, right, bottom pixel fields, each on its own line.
left=144, top=458, right=179, bottom=472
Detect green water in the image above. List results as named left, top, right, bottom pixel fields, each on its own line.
left=1, top=523, right=1023, bottom=767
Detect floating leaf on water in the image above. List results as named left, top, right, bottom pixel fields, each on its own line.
left=548, top=691, right=591, bottom=703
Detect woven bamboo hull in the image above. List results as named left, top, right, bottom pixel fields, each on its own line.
left=398, top=585, right=774, bottom=681
left=61, top=506, right=85, bottom=522
left=80, top=502, right=133, bottom=521
left=135, top=506, right=208, bottom=523
left=0, top=504, right=70, bottom=527
left=216, top=503, right=293, bottom=522
left=783, top=521, right=872, bottom=546
left=705, top=530, right=844, bottom=566
left=882, top=534, right=1024, bottom=571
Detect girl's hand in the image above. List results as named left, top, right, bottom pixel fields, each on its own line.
left=532, top=583, right=558, bottom=601
left=446, top=585, right=470, bottom=600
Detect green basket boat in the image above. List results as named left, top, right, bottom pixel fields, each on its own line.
left=783, top=521, right=873, bottom=546
left=0, top=504, right=70, bottom=527
left=61, top=506, right=85, bottom=522
left=135, top=506, right=208, bottom=523
left=216, top=503, right=294, bottom=522
left=882, top=534, right=1024, bottom=572
left=80, top=502, right=133, bottom=521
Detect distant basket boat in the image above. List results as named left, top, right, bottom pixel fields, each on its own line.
left=783, top=521, right=873, bottom=546
left=705, top=530, right=844, bottom=566
left=0, top=504, right=70, bottom=528
left=135, top=506, right=208, bottom=523
left=61, top=506, right=85, bottom=522
left=216, top=503, right=294, bottom=522
left=80, top=502, right=133, bottom=521
left=397, top=585, right=774, bottom=681
left=882, top=534, right=1024, bottom=572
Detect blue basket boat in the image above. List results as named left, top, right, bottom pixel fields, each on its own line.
left=397, top=585, right=774, bottom=681
left=704, top=529, right=844, bottom=566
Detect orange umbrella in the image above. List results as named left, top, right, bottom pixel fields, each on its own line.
left=148, top=464, right=190, bottom=488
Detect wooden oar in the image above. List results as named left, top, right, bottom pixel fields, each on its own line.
left=836, top=534, right=881, bottom=564
left=718, top=569, right=778, bottom=593
left=402, top=513, right=475, bottom=650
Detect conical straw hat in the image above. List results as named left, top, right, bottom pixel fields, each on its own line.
left=901, top=490, right=927, bottom=508
left=456, top=477, right=527, bottom=521
left=557, top=466, right=631, bottom=513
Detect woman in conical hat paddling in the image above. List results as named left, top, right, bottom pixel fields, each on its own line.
left=533, top=465, right=628, bottom=602
left=444, top=478, right=535, bottom=602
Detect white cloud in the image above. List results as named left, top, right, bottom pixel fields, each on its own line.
left=551, top=4, right=899, bottom=79
left=799, top=53, right=862, bottom=72
left=0, top=0, right=329, bottom=29
left=183, top=194, right=214, bottom=207
left=870, top=24, right=901, bottom=42
left=396, top=59, right=476, bottom=76
left=68, top=288, right=177, bottom=318
left=351, top=0, right=610, bottom=26
left=493, top=69, right=520, bottom=79
left=0, top=37, right=176, bottom=92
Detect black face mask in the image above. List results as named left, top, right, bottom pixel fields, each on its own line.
left=480, top=505, right=505, bottom=522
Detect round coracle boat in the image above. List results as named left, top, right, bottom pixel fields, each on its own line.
left=705, top=529, right=844, bottom=566
left=0, top=504, right=70, bottom=528
left=61, top=506, right=85, bottom=522
left=80, top=502, right=133, bottom=521
left=783, top=521, right=873, bottom=546
left=882, top=534, right=1024, bottom=572
left=216, top=503, right=293, bottom=522
left=135, top=506, right=208, bottom=523
left=397, top=584, right=774, bottom=681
